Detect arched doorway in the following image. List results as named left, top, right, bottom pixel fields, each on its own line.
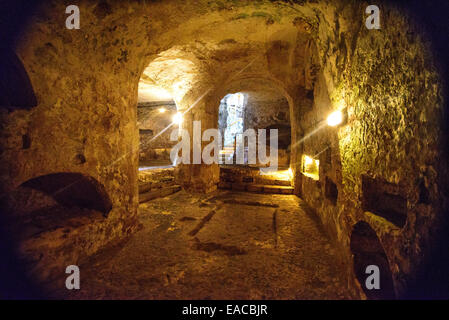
left=216, top=78, right=294, bottom=194
left=216, top=79, right=292, bottom=169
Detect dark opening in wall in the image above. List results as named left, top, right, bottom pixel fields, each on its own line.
left=264, top=124, right=291, bottom=149
left=21, top=172, right=112, bottom=215
left=306, top=89, right=314, bottom=100
left=361, top=175, right=407, bottom=228
left=350, top=221, right=396, bottom=300
left=418, top=179, right=430, bottom=204
left=139, top=129, right=154, bottom=135
left=22, top=134, right=31, bottom=149
left=242, top=176, right=254, bottom=183
left=74, top=154, right=86, bottom=165
left=325, top=147, right=331, bottom=165
left=0, top=50, right=37, bottom=110
left=325, top=176, right=338, bottom=205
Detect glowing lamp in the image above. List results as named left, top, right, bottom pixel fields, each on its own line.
left=327, top=110, right=343, bottom=127
left=304, top=155, right=313, bottom=166
left=158, top=107, right=166, bottom=113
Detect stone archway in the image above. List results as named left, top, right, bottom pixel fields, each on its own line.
left=20, top=172, right=112, bottom=214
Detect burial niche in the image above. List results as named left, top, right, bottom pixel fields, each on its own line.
left=350, top=221, right=396, bottom=300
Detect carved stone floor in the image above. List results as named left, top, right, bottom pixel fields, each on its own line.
left=50, top=190, right=352, bottom=299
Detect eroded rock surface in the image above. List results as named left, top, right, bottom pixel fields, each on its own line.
left=49, top=191, right=351, bottom=300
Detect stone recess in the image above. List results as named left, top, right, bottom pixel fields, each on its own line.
left=137, top=102, right=177, bottom=164
left=0, top=0, right=447, bottom=298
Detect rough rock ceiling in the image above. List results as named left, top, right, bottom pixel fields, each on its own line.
left=138, top=22, right=315, bottom=105
left=222, top=78, right=286, bottom=101
left=138, top=47, right=202, bottom=103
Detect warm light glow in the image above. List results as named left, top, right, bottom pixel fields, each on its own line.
left=288, top=167, right=293, bottom=179
left=327, top=110, right=343, bottom=127
left=172, top=112, right=183, bottom=124
left=137, top=83, right=173, bottom=103
left=302, top=154, right=319, bottom=181
left=158, top=107, right=166, bottom=113
left=270, top=169, right=292, bottom=181
left=304, top=155, right=314, bottom=166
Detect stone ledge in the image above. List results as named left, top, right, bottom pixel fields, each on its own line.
left=218, top=182, right=294, bottom=194
left=139, top=185, right=181, bottom=203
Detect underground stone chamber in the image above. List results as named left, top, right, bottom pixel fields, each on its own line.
left=0, top=0, right=448, bottom=299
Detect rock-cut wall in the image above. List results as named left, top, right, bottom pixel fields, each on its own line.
left=297, top=1, right=449, bottom=298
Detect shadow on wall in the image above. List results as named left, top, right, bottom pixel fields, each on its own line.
left=0, top=50, right=37, bottom=110
left=0, top=172, right=112, bottom=299
left=402, top=1, right=449, bottom=157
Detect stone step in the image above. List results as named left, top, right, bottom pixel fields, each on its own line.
left=220, top=166, right=291, bottom=187
left=218, top=182, right=294, bottom=195
left=138, top=178, right=175, bottom=193
left=242, top=176, right=291, bottom=186
left=220, top=177, right=291, bottom=186
left=139, top=185, right=181, bottom=203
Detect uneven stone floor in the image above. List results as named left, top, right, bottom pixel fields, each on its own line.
left=52, top=191, right=351, bottom=299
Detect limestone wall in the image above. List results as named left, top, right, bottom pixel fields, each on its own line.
left=296, top=1, right=448, bottom=298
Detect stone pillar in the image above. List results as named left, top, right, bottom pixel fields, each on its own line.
left=174, top=96, right=220, bottom=193
left=288, top=87, right=307, bottom=197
